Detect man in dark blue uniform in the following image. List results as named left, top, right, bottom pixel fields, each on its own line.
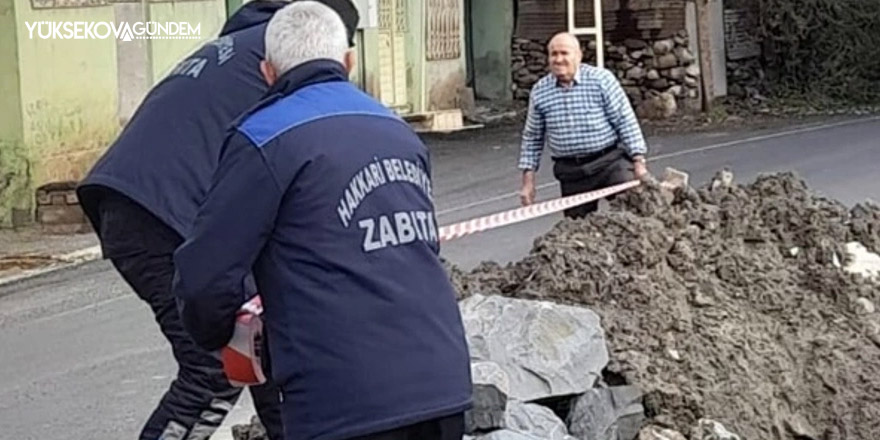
left=75, top=1, right=360, bottom=439
left=171, top=2, right=473, bottom=439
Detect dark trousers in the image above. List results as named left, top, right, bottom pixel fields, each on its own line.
left=96, top=190, right=283, bottom=440
left=552, top=147, right=635, bottom=219
left=349, top=413, right=465, bottom=440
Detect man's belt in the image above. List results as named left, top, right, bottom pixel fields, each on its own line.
left=552, top=145, right=618, bottom=165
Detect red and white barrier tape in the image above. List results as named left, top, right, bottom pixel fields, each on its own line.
left=222, top=179, right=642, bottom=386
left=438, top=179, right=641, bottom=242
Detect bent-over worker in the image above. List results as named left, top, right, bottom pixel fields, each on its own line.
left=75, top=1, right=360, bottom=438
left=518, top=32, right=649, bottom=219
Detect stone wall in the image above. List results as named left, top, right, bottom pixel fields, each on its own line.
left=727, top=57, right=765, bottom=101
left=723, top=1, right=767, bottom=102
left=511, top=31, right=702, bottom=119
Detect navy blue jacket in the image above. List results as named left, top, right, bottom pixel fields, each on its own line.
left=171, top=60, right=473, bottom=440
left=76, top=1, right=287, bottom=238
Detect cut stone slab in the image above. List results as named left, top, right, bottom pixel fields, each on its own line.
left=504, top=401, right=578, bottom=440
left=689, top=419, right=741, bottom=440
left=460, top=294, right=610, bottom=402
left=639, top=425, right=687, bottom=440
left=567, top=386, right=646, bottom=440
left=472, top=430, right=542, bottom=440
left=466, top=361, right=511, bottom=433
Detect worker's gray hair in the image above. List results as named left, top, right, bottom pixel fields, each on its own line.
left=264, top=1, right=349, bottom=76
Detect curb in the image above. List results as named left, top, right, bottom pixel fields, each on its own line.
left=0, top=245, right=104, bottom=288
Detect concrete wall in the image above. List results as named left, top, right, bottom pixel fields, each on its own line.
left=0, top=0, right=225, bottom=227
left=150, top=0, right=226, bottom=80
left=0, top=0, right=30, bottom=226
left=470, top=0, right=513, bottom=101
left=423, top=0, right=468, bottom=112
left=13, top=0, right=120, bottom=197
left=366, top=0, right=467, bottom=114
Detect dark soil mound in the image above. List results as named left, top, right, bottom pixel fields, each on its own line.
left=451, top=171, right=880, bottom=440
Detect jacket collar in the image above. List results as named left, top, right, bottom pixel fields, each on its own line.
left=232, top=59, right=350, bottom=128
left=266, top=58, right=349, bottom=98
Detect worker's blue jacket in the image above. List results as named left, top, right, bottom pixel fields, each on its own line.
left=171, top=59, right=473, bottom=440
left=76, top=1, right=286, bottom=238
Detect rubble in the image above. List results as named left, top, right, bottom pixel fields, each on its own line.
left=235, top=171, right=880, bottom=440
left=689, top=419, right=741, bottom=440
left=638, top=425, right=687, bottom=440
left=452, top=171, right=880, bottom=440
left=850, top=201, right=880, bottom=254
left=567, top=386, right=645, bottom=440
left=501, top=401, right=577, bottom=440
left=466, top=361, right=510, bottom=433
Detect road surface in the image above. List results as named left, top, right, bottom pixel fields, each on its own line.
left=0, top=115, right=878, bottom=439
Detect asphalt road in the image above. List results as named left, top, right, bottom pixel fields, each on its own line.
left=0, top=115, right=878, bottom=440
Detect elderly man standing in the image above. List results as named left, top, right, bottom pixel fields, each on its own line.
left=172, top=2, right=473, bottom=439
left=518, top=32, right=649, bottom=219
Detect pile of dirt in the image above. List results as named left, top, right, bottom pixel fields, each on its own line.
left=449, top=171, right=880, bottom=440
left=850, top=201, right=880, bottom=255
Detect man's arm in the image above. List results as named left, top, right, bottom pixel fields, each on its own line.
left=172, top=131, right=284, bottom=350
left=600, top=71, right=648, bottom=159
left=518, top=94, right=545, bottom=205
left=517, top=94, right=546, bottom=172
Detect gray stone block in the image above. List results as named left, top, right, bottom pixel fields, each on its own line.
left=459, top=294, right=610, bottom=402
left=567, top=386, right=646, bottom=440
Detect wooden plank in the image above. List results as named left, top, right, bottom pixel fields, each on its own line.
left=515, top=0, right=686, bottom=41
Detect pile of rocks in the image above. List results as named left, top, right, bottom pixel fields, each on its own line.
left=511, top=31, right=702, bottom=119
left=460, top=294, right=739, bottom=440
left=726, top=57, right=768, bottom=104
left=510, top=39, right=551, bottom=100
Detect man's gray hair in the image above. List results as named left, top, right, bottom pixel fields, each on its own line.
left=264, top=1, right=350, bottom=76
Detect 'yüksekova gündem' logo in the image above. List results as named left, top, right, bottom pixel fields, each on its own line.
left=25, top=21, right=201, bottom=41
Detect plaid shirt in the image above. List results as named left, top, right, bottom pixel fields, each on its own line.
left=518, top=64, right=648, bottom=171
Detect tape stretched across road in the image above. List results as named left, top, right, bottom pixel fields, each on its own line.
left=223, top=179, right=643, bottom=387
left=437, top=179, right=642, bottom=242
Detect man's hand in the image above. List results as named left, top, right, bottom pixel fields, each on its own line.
left=520, top=171, right=537, bottom=206
left=632, top=155, right=649, bottom=180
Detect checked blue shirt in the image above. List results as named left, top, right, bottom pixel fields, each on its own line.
left=518, top=64, right=648, bottom=171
